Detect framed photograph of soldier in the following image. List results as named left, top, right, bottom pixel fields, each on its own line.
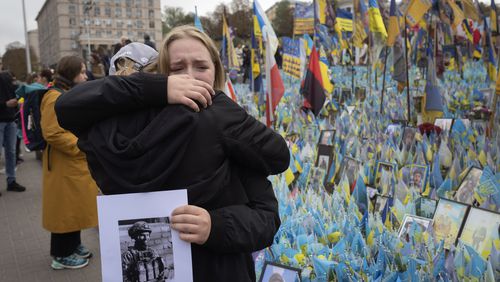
left=458, top=207, right=500, bottom=259
left=374, top=162, right=397, bottom=197
left=401, top=164, right=428, bottom=194
left=355, top=86, right=366, bottom=102
left=318, top=130, right=335, bottom=146
left=400, top=127, right=418, bottom=150
left=398, top=214, right=433, bottom=241
left=416, top=197, right=438, bottom=219
left=453, top=167, right=483, bottom=205
left=97, top=190, right=192, bottom=282
left=335, top=156, right=361, bottom=187
left=258, top=261, right=302, bottom=282
left=316, top=144, right=333, bottom=171
left=373, top=195, right=390, bottom=215
left=119, top=217, right=174, bottom=281
left=339, top=87, right=352, bottom=105
left=432, top=198, right=469, bottom=250
left=307, top=167, right=327, bottom=191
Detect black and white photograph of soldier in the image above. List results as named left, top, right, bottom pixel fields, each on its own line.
left=119, top=217, right=174, bottom=282
left=319, top=130, right=335, bottom=145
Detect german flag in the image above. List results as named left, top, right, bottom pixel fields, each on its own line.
left=300, top=46, right=326, bottom=116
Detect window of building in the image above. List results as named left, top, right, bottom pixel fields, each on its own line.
left=115, top=0, right=121, bottom=6
left=148, top=9, right=154, bottom=18
left=105, top=7, right=111, bottom=16
left=149, top=20, right=154, bottom=28
left=136, top=9, right=142, bottom=17
left=115, top=7, right=122, bottom=16
left=71, top=30, right=78, bottom=39
left=69, top=5, right=76, bottom=15
left=69, top=17, right=76, bottom=26
left=148, top=0, right=153, bottom=7
left=96, top=30, right=102, bottom=37
left=117, top=30, right=122, bottom=37
left=94, top=6, right=101, bottom=16
left=126, top=0, right=132, bottom=7
left=107, top=30, right=113, bottom=36
left=136, top=0, right=142, bottom=8
left=107, top=19, right=112, bottom=26
left=127, top=20, right=132, bottom=27
left=94, top=19, right=101, bottom=26
left=116, top=19, right=123, bottom=27
left=126, top=8, right=132, bottom=17
left=136, top=20, right=143, bottom=28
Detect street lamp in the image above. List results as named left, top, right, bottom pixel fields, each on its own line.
left=83, top=0, right=94, bottom=70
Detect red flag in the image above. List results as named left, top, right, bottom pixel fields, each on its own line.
left=300, top=46, right=326, bottom=116
left=265, top=36, right=285, bottom=127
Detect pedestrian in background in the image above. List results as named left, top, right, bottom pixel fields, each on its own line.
left=40, top=55, right=98, bottom=270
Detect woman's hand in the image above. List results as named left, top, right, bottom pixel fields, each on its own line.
left=171, top=205, right=211, bottom=245
left=167, top=75, right=215, bottom=112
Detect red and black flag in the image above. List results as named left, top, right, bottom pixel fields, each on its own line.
left=300, top=46, right=326, bottom=116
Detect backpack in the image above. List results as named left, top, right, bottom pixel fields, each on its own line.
left=20, top=87, right=62, bottom=151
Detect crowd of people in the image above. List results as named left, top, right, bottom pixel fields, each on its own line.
left=0, top=26, right=289, bottom=281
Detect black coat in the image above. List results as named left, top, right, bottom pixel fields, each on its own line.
left=55, top=73, right=290, bottom=281
left=0, top=72, right=18, bottom=122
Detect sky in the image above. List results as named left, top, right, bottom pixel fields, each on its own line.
left=0, top=0, right=280, bottom=56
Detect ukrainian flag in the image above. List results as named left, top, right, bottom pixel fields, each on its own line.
left=485, top=20, right=497, bottom=82
left=386, top=0, right=400, bottom=47
left=491, top=0, right=498, bottom=35
left=368, top=0, right=387, bottom=37
left=336, top=8, right=353, bottom=32
left=405, top=0, right=432, bottom=27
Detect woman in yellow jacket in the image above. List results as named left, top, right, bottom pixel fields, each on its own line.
left=41, top=55, right=98, bottom=270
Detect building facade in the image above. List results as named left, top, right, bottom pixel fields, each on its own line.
left=36, top=0, right=162, bottom=68
left=28, top=30, right=40, bottom=60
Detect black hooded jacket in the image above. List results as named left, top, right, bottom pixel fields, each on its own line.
left=0, top=72, right=18, bottom=122
left=55, top=73, right=290, bottom=281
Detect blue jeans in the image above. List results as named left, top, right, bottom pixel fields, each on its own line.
left=0, top=122, right=17, bottom=183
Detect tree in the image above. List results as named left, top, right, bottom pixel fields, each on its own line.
left=162, top=6, right=195, bottom=35
left=2, top=44, right=39, bottom=81
left=272, top=0, right=294, bottom=37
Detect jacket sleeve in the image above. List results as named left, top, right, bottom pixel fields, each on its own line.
left=203, top=170, right=280, bottom=253
left=40, top=90, right=81, bottom=157
left=213, top=93, right=290, bottom=175
left=55, top=73, right=168, bottom=136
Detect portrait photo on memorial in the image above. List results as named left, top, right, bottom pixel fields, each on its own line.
left=432, top=198, right=469, bottom=250
left=400, top=127, right=418, bottom=150
left=454, top=167, right=483, bottom=205
left=119, top=217, right=174, bottom=282
left=335, top=156, right=361, bottom=186
left=459, top=207, right=500, bottom=260
left=318, top=130, right=335, bottom=146
left=434, top=118, right=453, bottom=138
left=398, top=214, right=433, bottom=242
left=258, top=261, right=301, bottom=282
left=416, top=197, right=438, bottom=219
left=402, top=164, right=428, bottom=194
left=375, top=162, right=397, bottom=197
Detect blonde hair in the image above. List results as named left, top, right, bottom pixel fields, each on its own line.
left=159, top=25, right=225, bottom=91
left=115, top=57, right=158, bottom=76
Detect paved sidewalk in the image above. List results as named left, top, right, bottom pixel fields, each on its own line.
left=0, top=151, right=102, bottom=282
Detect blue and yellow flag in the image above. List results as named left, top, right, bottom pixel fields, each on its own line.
left=484, top=18, right=497, bottom=82
left=336, top=8, right=353, bottom=32
left=193, top=6, right=204, bottom=32
left=405, top=0, right=432, bottom=27
left=491, top=0, right=498, bottom=35
left=368, top=0, right=387, bottom=37
left=387, top=0, right=400, bottom=47
left=221, top=14, right=240, bottom=71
